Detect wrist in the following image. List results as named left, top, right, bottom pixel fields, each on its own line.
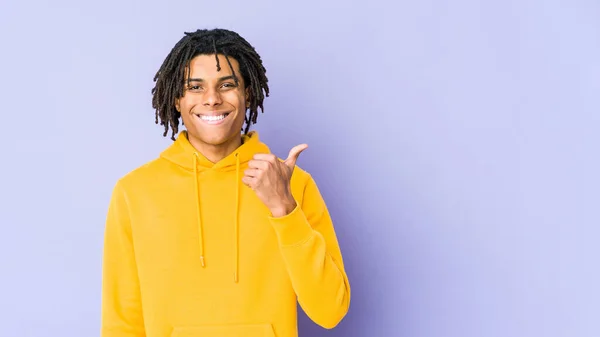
left=270, top=196, right=297, bottom=217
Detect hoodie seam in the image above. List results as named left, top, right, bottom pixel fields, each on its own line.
left=279, top=231, right=316, bottom=248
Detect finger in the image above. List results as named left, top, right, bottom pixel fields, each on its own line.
left=242, top=176, right=256, bottom=188
left=252, top=153, right=278, bottom=163
left=284, top=144, right=308, bottom=169
left=244, top=168, right=262, bottom=178
left=247, top=160, right=269, bottom=170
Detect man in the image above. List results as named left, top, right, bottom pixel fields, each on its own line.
left=101, top=28, right=350, bottom=337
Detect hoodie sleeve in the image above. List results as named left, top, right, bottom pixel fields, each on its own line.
left=101, top=182, right=145, bottom=337
left=268, top=174, right=351, bottom=329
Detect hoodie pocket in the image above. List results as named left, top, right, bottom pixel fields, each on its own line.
left=170, top=323, right=276, bottom=337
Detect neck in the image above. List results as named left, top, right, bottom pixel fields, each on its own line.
left=187, top=134, right=243, bottom=163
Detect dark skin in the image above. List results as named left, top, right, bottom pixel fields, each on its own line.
left=175, top=54, right=308, bottom=217
left=244, top=145, right=308, bottom=217
left=175, top=54, right=248, bottom=163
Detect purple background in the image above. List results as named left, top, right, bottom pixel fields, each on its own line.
left=1, top=0, right=599, bottom=336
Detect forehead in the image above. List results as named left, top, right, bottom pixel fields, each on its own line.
left=187, top=54, right=241, bottom=78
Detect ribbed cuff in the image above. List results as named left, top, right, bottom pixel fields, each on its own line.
left=268, top=205, right=314, bottom=246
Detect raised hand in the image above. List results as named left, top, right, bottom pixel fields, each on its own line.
left=242, top=144, right=308, bottom=217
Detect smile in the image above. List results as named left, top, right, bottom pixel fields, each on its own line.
left=194, top=112, right=231, bottom=125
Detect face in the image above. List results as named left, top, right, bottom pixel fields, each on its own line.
left=175, top=54, right=249, bottom=151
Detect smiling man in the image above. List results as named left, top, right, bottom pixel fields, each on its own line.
left=101, top=28, right=350, bottom=337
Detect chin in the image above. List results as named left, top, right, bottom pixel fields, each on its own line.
left=189, top=128, right=240, bottom=146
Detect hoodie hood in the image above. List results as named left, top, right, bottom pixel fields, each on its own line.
left=159, top=130, right=271, bottom=172
left=159, top=130, right=271, bottom=283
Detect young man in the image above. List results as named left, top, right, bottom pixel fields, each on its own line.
left=101, top=28, right=350, bottom=337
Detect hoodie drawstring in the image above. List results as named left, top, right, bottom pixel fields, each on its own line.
left=193, top=152, right=241, bottom=283
left=193, top=153, right=206, bottom=267
left=234, top=153, right=240, bottom=283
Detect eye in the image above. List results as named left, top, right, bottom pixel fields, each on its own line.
left=187, top=85, right=202, bottom=91
left=221, top=82, right=236, bottom=89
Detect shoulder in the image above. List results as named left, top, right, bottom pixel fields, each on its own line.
left=288, top=164, right=330, bottom=211
left=289, top=164, right=322, bottom=197
left=113, top=156, right=170, bottom=192
left=290, top=164, right=312, bottom=184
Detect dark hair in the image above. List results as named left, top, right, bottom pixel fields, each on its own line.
left=151, top=28, right=270, bottom=140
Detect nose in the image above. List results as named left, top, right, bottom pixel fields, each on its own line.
left=203, top=87, right=222, bottom=107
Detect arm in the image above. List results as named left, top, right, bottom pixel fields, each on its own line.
left=268, top=175, right=351, bottom=329
left=101, top=182, right=145, bottom=337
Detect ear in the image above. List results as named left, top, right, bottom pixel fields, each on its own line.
left=175, top=98, right=180, bottom=112
left=245, top=87, right=251, bottom=107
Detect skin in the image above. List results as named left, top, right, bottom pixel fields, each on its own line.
left=244, top=144, right=308, bottom=217
left=175, top=54, right=249, bottom=163
left=175, top=53, right=308, bottom=217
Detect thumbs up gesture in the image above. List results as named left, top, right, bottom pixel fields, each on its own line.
left=243, top=144, right=308, bottom=217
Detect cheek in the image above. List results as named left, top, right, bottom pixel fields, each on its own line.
left=225, top=91, right=245, bottom=106
left=178, top=95, right=193, bottom=112
left=177, top=97, right=193, bottom=123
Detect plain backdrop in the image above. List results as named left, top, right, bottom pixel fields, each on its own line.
left=0, top=0, right=599, bottom=336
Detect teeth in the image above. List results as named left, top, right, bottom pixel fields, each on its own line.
left=198, top=114, right=227, bottom=121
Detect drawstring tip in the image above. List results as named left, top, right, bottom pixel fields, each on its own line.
left=200, top=256, right=205, bottom=267
left=234, top=273, right=238, bottom=283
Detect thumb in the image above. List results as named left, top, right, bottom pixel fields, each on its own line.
left=284, top=144, right=308, bottom=169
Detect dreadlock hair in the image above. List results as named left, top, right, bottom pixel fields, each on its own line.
left=151, top=28, right=270, bottom=140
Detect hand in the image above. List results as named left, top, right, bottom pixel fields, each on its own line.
left=242, top=144, right=308, bottom=217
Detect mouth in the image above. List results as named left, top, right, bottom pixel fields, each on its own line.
left=194, top=112, right=231, bottom=125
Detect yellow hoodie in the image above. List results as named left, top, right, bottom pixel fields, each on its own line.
left=101, top=131, right=350, bottom=337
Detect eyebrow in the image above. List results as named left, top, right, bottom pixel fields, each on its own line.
left=187, top=75, right=238, bottom=83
